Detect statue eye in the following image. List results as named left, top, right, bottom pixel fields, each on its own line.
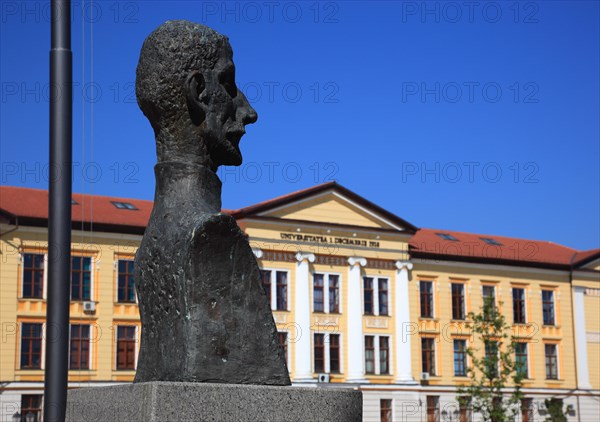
left=219, top=68, right=237, bottom=98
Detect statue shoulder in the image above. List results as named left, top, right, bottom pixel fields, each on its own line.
left=190, top=212, right=242, bottom=241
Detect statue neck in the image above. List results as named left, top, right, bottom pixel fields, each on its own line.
left=153, top=161, right=222, bottom=214
left=155, top=130, right=216, bottom=171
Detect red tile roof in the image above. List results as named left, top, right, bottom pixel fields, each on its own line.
left=0, top=186, right=154, bottom=234
left=1, top=185, right=598, bottom=270
left=410, top=228, right=599, bottom=269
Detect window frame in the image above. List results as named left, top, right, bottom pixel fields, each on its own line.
left=544, top=343, right=559, bottom=380
left=453, top=339, right=467, bottom=377
left=482, top=284, right=497, bottom=319
left=377, top=278, right=390, bottom=316
left=365, top=335, right=375, bottom=374
left=313, top=273, right=325, bottom=313
left=313, top=333, right=325, bottom=373
left=542, top=289, right=556, bottom=326
left=312, top=272, right=342, bottom=314
left=117, top=259, right=136, bottom=303
left=379, top=336, right=390, bottom=375
left=426, top=396, right=440, bottom=422
left=22, top=253, right=45, bottom=299
left=69, top=324, right=91, bottom=370
left=259, top=268, right=290, bottom=311
left=329, top=333, right=341, bottom=374
left=515, top=342, right=529, bottom=379
left=363, top=277, right=374, bottom=315
left=20, top=394, right=43, bottom=422
left=380, top=399, right=393, bottom=422
left=421, top=337, right=436, bottom=376
left=20, top=322, right=43, bottom=370
left=512, top=287, right=527, bottom=324
left=451, top=283, right=466, bottom=320
left=420, top=280, right=434, bottom=318
left=116, top=325, right=137, bottom=371
left=71, top=255, right=93, bottom=301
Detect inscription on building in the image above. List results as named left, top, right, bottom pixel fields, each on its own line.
left=280, top=232, right=380, bottom=248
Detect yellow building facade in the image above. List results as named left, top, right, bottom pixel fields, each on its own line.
left=1, top=183, right=599, bottom=421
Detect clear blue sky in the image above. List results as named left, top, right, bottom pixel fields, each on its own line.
left=1, top=1, right=598, bottom=250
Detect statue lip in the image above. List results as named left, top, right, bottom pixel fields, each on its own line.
left=226, top=129, right=246, bottom=145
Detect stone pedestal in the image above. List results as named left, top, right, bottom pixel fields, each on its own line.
left=66, top=382, right=362, bottom=422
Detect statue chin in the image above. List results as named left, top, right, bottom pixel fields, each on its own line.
left=212, top=142, right=243, bottom=167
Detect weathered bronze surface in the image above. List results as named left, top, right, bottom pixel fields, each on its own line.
left=134, top=20, right=290, bottom=385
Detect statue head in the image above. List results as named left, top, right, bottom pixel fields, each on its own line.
left=136, top=20, right=257, bottom=170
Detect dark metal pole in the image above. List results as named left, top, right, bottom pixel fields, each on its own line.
left=44, top=0, right=72, bottom=421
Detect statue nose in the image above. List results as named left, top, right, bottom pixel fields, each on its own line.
left=243, top=105, right=258, bottom=125
left=238, top=91, right=257, bottom=124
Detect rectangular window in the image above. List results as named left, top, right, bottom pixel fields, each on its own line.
left=482, top=285, right=496, bottom=319
left=23, top=253, right=44, bottom=299
left=20, top=323, right=42, bottom=369
left=380, top=399, right=392, bottom=422
left=70, top=324, right=90, bottom=370
left=116, top=326, right=136, bottom=370
left=314, top=333, right=325, bottom=373
left=364, top=277, right=374, bottom=315
left=515, top=342, right=528, bottom=378
left=313, top=273, right=324, bottom=312
left=329, top=275, right=340, bottom=313
left=421, top=337, right=436, bottom=375
left=451, top=283, right=465, bottom=320
left=484, top=341, right=499, bottom=378
left=275, top=271, right=287, bottom=311
left=21, top=394, right=43, bottom=422
left=542, top=290, right=555, bottom=326
left=521, top=398, right=533, bottom=422
left=378, top=278, right=389, bottom=316
left=71, top=256, right=92, bottom=301
left=458, top=397, right=472, bottom=422
left=330, top=334, right=340, bottom=373
left=117, top=260, right=135, bottom=303
left=278, top=332, right=287, bottom=365
left=545, top=344, right=558, bottom=380
left=426, top=396, right=440, bottom=422
left=379, top=336, right=390, bottom=375
left=454, top=339, right=467, bottom=376
left=420, top=281, right=433, bottom=318
left=260, top=269, right=271, bottom=305
left=513, top=288, right=526, bottom=324
left=365, top=335, right=375, bottom=374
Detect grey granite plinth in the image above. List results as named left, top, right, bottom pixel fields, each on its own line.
left=66, top=382, right=362, bottom=422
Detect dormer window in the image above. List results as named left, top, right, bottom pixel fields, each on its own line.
left=436, top=233, right=458, bottom=241
left=111, top=201, right=138, bottom=210
left=481, top=237, right=502, bottom=246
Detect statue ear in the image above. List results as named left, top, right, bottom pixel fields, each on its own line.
left=185, top=71, right=206, bottom=125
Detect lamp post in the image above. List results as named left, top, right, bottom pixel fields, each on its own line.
left=43, top=0, right=72, bottom=421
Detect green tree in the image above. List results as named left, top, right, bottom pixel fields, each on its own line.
left=457, top=298, right=525, bottom=422
left=544, top=398, right=567, bottom=422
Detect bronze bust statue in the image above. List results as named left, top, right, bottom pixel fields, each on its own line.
left=134, top=20, right=290, bottom=385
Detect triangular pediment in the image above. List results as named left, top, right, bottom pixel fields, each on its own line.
left=264, top=192, right=394, bottom=229
left=233, top=183, right=416, bottom=233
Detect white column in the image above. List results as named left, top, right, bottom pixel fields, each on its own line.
left=294, top=252, right=315, bottom=382
left=573, top=286, right=591, bottom=389
left=347, top=256, right=368, bottom=383
left=395, top=260, right=417, bottom=384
